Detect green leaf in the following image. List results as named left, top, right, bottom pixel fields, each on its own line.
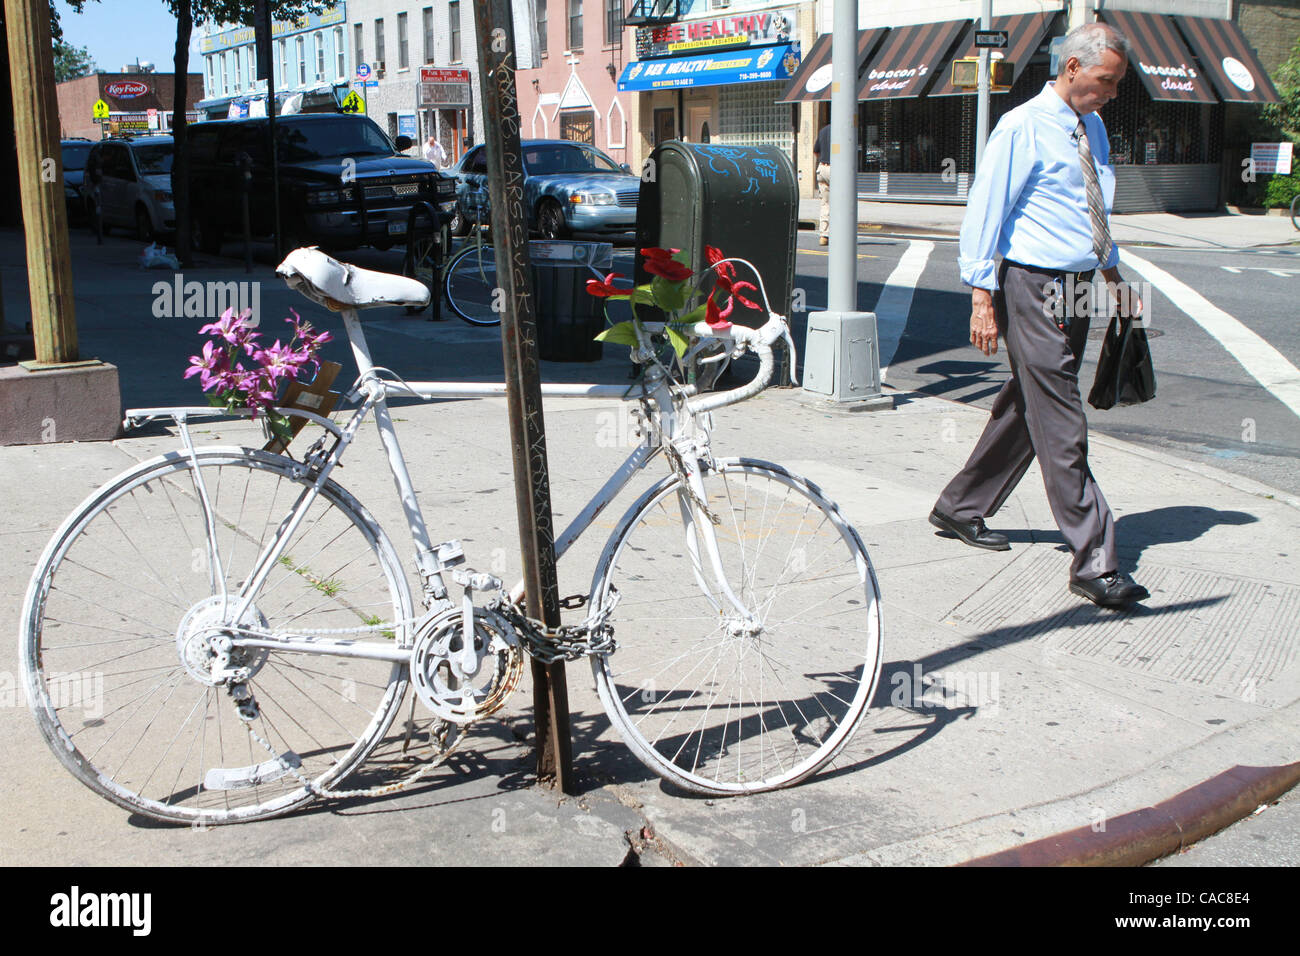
left=268, top=412, right=294, bottom=445
left=595, top=321, right=641, bottom=346
left=677, top=303, right=707, bottom=326
left=670, top=249, right=692, bottom=267
left=666, top=325, right=690, bottom=358
left=631, top=284, right=657, bottom=307
left=652, top=275, right=688, bottom=312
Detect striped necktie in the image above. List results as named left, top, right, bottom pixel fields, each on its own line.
left=1075, top=118, right=1114, bottom=269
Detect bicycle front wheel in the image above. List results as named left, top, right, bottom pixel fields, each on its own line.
left=1291, top=194, right=1299, bottom=231
left=20, top=448, right=415, bottom=824
left=444, top=243, right=501, bottom=327
left=590, top=459, right=882, bottom=794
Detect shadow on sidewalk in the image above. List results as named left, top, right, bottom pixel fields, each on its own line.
left=1114, top=505, right=1258, bottom=566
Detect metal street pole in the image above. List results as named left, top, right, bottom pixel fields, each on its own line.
left=470, top=0, right=574, bottom=793
left=975, top=0, right=992, bottom=170
left=801, top=0, right=889, bottom=408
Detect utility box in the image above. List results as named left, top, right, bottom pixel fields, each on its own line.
left=635, top=141, right=797, bottom=331
left=802, top=310, right=883, bottom=401
left=530, top=240, right=612, bottom=363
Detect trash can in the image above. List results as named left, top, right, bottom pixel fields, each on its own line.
left=634, top=142, right=798, bottom=330
left=530, top=240, right=613, bottom=362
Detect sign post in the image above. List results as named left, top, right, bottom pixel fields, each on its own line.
left=470, top=0, right=575, bottom=792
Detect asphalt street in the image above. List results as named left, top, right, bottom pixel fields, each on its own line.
left=788, top=232, right=1300, bottom=498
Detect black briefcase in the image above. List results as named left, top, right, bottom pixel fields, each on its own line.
left=1088, top=312, right=1156, bottom=410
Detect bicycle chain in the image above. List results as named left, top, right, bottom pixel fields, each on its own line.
left=492, top=588, right=620, bottom=665
left=664, top=442, right=721, bottom=526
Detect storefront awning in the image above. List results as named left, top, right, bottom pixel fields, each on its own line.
left=1174, top=16, right=1280, bottom=104
left=617, top=44, right=801, bottom=92
left=856, top=19, right=968, bottom=100
left=929, top=11, right=1062, bottom=97
left=1099, top=9, right=1217, bottom=104
left=776, top=29, right=887, bottom=103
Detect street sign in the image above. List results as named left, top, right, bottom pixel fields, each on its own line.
left=92, top=99, right=109, bottom=119
left=356, top=62, right=371, bottom=79
left=974, top=30, right=1009, bottom=49
left=341, top=90, right=365, bottom=114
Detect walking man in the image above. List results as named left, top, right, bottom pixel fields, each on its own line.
left=424, top=134, right=448, bottom=169
left=929, top=21, right=1149, bottom=609
left=813, top=117, right=831, bottom=245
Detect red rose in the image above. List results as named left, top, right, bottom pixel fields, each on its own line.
left=585, top=271, right=628, bottom=298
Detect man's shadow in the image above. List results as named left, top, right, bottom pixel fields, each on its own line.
left=1114, top=505, right=1258, bottom=566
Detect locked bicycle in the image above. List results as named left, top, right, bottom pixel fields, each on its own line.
left=20, top=248, right=884, bottom=825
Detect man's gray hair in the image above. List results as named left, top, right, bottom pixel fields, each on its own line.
left=1060, top=22, right=1130, bottom=69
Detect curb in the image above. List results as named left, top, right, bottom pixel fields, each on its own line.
left=960, top=762, right=1300, bottom=866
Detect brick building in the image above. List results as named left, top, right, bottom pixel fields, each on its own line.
left=57, top=72, right=204, bottom=141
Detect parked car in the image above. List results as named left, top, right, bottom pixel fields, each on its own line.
left=185, top=113, right=457, bottom=254
left=448, top=139, right=639, bottom=239
left=61, top=138, right=93, bottom=223
left=82, top=136, right=176, bottom=240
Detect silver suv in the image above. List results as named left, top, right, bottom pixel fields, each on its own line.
left=83, top=136, right=176, bottom=241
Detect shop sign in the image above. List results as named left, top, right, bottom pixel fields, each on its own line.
left=636, top=7, right=796, bottom=59
left=105, top=80, right=149, bottom=99
left=1136, top=58, right=1200, bottom=95
left=1251, top=142, right=1293, bottom=176
left=114, top=113, right=151, bottom=133
left=419, top=68, right=472, bottom=108
left=398, top=113, right=418, bottom=140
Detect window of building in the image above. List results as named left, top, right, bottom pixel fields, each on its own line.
left=560, top=110, right=594, bottom=144
left=354, top=23, right=365, bottom=69
left=335, top=27, right=345, bottom=79
left=450, top=3, right=462, bottom=63
left=398, top=13, right=409, bottom=69
left=277, top=38, right=287, bottom=87
left=423, top=8, right=434, bottom=64
left=568, top=0, right=582, bottom=52
left=314, top=31, right=325, bottom=80
left=206, top=56, right=215, bottom=97
left=375, top=19, right=386, bottom=71
left=248, top=45, right=258, bottom=86
left=234, top=46, right=243, bottom=90
left=296, top=35, right=306, bottom=85
left=537, top=0, right=548, bottom=55
left=604, top=0, right=621, bottom=47
left=220, top=52, right=228, bottom=94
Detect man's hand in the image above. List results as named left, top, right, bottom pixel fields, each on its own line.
left=970, top=287, right=998, bottom=355
left=1101, top=267, right=1143, bottom=322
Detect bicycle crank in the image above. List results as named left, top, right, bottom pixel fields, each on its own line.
left=409, top=605, right=523, bottom=724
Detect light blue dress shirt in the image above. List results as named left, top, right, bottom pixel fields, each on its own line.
left=959, top=83, right=1119, bottom=291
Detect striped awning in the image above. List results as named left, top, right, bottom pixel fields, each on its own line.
left=929, top=11, right=1062, bottom=97
left=1099, top=9, right=1217, bottom=104
left=1175, top=16, right=1280, bottom=104
left=776, top=29, right=887, bottom=103
left=857, top=19, right=967, bottom=100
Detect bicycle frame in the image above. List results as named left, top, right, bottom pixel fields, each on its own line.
left=124, top=302, right=753, bottom=669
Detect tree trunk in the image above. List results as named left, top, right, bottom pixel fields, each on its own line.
left=172, top=0, right=193, bottom=266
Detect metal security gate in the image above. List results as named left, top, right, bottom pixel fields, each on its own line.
left=560, top=110, right=595, bottom=145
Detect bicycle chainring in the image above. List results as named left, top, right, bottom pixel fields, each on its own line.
left=409, top=606, right=523, bottom=725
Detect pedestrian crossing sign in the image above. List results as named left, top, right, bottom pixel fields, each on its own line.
left=341, top=90, right=365, bottom=114
left=92, top=99, right=109, bottom=120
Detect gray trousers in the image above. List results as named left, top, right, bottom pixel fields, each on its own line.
left=935, top=260, right=1117, bottom=581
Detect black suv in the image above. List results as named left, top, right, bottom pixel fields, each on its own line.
left=186, top=113, right=456, bottom=253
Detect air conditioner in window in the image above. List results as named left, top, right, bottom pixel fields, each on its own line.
left=376, top=60, right=386, bottom=78
left=713, top=0, right=731, bottom=8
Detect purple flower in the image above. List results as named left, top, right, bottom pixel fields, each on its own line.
left=183, top=340, right=229, bottom=392
left=199, top=307, right=257, bottom=346
left=254, top=339, right=306, bottom=385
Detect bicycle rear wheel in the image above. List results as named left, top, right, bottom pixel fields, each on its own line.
left=21, top=448, right=415, bottom=824
left=444, top=242, right=501, bottom=327
left=590, top=459, right=882, bottom=794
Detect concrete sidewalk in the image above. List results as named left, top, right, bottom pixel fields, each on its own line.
left=1, top=229, right=1297, bottom=866
left=798, top=198, right=1300, bottom=249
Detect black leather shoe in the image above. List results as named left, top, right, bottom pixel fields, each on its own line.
left=928, top=508, right=1010, bottom=551
left=1069, top=572, right=1149, bottom=608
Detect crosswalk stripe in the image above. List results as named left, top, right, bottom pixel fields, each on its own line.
left=1123, top=249, right=1300, bottom=420
left=875, top=239, right=933, bottom=378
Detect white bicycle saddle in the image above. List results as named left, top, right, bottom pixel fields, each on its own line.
left=276, top=246, right=431, bottom=311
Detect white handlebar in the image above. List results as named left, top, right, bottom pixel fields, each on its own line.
left=684, top=312, right=795, bottom=415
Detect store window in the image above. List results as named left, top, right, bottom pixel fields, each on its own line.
left=718, top=82, right=793, bottom=152
left=450, top=3, right=462, bottom=63
left=398, top=13, right=409, bottom=70
left=568, top=0, right=582, bottom=52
